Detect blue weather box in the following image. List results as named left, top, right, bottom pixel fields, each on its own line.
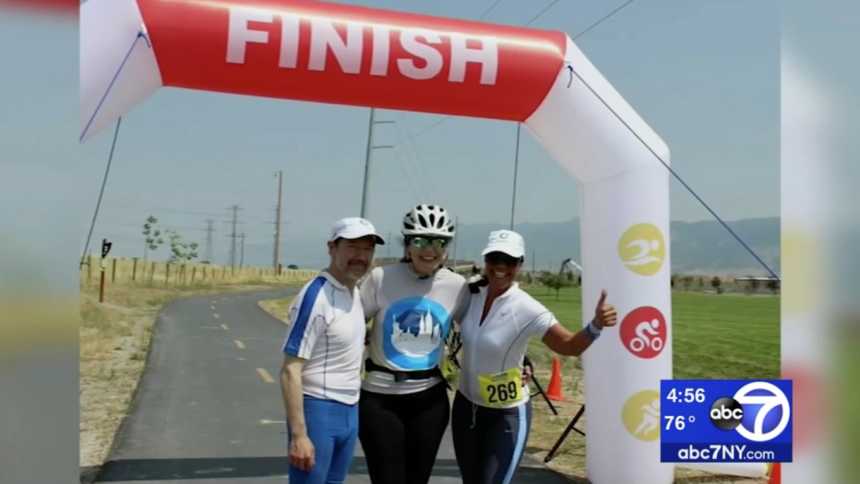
left=660, top=379, right=792, bottom=463
left=382, top=297, right=451, bottom=370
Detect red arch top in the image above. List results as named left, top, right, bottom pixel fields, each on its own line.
left=137, top=0, right=567, bottom=121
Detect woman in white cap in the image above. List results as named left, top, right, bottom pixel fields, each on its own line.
left=358, top=204, right=469, bottom=484
left=451, top=229, right=618, bottom=484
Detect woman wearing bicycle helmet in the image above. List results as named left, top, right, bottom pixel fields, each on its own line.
left=358, top=204, right=468, bottom=484
left=452, top=229, right=618, bottom=484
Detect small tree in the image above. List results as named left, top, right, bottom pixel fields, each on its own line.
left=710, top=276, right=723, bottom=294
left=142, top=215, right=164, bottom=260
left=165, top=230, right=199, bottom=263
left=540, top=273, right=568, bottom=300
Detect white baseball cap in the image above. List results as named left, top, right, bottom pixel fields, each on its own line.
left=481, top=229, right=525, bottom=258
left=329, top=217, right=385, bottom=245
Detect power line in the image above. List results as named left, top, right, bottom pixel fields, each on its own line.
left=573, top=0, right=636, bottom=40
left=145, top=207, right=224, bottom=217
left=80, top=117, right=122, bottom=267
left=392, top=114, right=434, bottom=202
left=525, top=0, right=562, bottom=26
left=566, top=66, right=780, bottom=279
left=477, top=0, right=504, bottom=20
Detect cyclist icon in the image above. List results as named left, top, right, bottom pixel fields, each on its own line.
left=629, top=318, right=663, bottom=353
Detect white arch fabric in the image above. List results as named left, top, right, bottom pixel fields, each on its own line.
left=81, top=1, right=673, bottom=482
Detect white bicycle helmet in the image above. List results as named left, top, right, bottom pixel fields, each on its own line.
left=401, top=204, right=456, bottom=238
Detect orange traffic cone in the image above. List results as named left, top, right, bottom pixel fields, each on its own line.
left=546, top=357, right=564, bottom=401
left=768, top=463, right=780, bottom=484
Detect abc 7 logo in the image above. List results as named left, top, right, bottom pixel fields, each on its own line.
left=709, top=382, right=791, bottom=442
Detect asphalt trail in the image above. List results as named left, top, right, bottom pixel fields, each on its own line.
left=94, top=288, right=570, bottom=483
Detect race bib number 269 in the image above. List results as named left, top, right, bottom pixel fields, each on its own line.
left=478, top=368, right=522, bottom=408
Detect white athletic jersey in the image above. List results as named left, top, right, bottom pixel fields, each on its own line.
left=457, top=282, right=557, bottom=408
left=282, top=271, right=366, bottom=405
left=360, top=263, right=468, bottom=395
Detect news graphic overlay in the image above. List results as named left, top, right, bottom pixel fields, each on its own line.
left=660, top=380, right=792, bottom=463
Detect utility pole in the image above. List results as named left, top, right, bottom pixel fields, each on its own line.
left=204, top=219, right=214, bottom=263
left=450, top=216, right=459, bottom=270
left=532, top=248, right=536, bottom=274
left=509, top=123, right=522, bottom=230
left=228, top=205, right=241, bottom=270
left=386, top=231, right=392, bottom=259
left=359, top=108, right=395, bottom=217
left=273, top=170, right=283, bottom=272
left=239, top=233, right=246, bottom=268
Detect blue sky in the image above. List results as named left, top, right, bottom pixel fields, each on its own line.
left=1, top=0, right=778, bottom=271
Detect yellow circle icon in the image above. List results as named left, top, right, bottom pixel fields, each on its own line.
left=621, top=389, right=661, bottom=441
left=618, top=223, right=665, bottom=276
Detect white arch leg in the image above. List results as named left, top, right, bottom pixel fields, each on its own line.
left=527, top=35, right=673, bottom=484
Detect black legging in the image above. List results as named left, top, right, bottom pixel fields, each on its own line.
left=451, top=391, right=532, bottom=484
left=358, top=382, right=450, bottom=484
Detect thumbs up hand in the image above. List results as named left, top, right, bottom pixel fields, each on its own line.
left=593, top=290, right=617, bottom=330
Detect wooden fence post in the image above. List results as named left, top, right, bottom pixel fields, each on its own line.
left=132, top=258, right=138, bottom=282
left=99, top=258, right=106, bottom=303
left=111, top=258, right=117, bottom=283
left=165, top=264, right=171, bottom=286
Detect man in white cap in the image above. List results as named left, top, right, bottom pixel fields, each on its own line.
left=279, top=217, right=385, bottom=484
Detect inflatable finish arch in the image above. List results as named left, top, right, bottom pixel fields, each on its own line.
left=81, top=1, right=672, bottom=482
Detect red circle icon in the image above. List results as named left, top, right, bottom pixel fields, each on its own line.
left=619, top=306, right=667, bottom=359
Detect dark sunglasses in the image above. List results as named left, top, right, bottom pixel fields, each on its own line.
left=408, top=236, right=450, bottom=250
left=484, top=252, right=521, bottom=266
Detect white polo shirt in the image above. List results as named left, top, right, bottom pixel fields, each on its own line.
left=457, top=282, right=557, bottom=408
left=282, top=271, right=366, bottom=405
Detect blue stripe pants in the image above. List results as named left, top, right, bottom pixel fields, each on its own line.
left=288, top=396, right=358, bottom=484
left=451, top=391, right=532, bottom=484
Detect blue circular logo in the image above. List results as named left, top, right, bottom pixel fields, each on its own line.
left=382, top=297, right=450, bottom=370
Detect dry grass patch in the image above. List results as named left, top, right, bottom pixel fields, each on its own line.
left=257, top=297, right=293, bottom=324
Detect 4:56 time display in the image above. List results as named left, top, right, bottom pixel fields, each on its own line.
left=665, top=387, right=706, bottom=404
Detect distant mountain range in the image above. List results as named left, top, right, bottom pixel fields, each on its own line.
left=258, top=217, right=779, bottom=276
left=447, top=217, right=779, bottom=276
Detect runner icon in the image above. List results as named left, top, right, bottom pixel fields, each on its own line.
left=634, top=399, right=660, bottom=438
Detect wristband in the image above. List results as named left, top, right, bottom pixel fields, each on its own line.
left=585, top=320, right=602, bottom=341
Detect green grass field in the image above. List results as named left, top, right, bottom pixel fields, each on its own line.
left=522, top=285, right=780, bottom=380
left=509, top=285, right=779, bottom=481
